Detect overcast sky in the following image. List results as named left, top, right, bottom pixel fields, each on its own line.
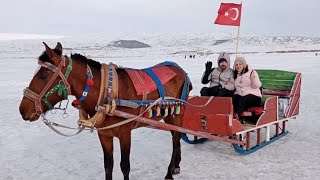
left=0, top=0, right=319, bottom=36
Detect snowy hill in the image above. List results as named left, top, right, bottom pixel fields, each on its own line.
left=1, top=33, right=320, bottom=60
left=107, top=40, right=151, bottom=48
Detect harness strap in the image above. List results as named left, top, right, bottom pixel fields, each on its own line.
left=43, top=120, right=84, bottom=137
left=77, top=64, right=107, bottom=128
left=181, top=75, right=191, bottom=100
left=23, top=88, right=40, bottom=101
left=143, top=68, right=165, bottom=98
left=37, top=56, right=72, bottom=110
left=72, top=65, right=94, bottom=106
left=115, top=99, right=191, bottom=108
left=102, top=63, right=119, bottom=114
left=24, top=57, right=68, bottom=113
left=106, top=64, right=114, bottom=104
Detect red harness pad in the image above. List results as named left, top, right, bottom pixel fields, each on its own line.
left=125, top=66, right=176, bottom=95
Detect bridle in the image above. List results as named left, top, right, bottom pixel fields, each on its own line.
left=23, top=55, right=72, bottom=115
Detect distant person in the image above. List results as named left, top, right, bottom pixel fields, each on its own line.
left=185, top=55, right=187, bottom=59
left=232, top=57, right=262, bottom=121
left=189, top=55, right=192, bottom=58
left=200, top=52, right=235, bottom=97
left=193, top=55, right=196, bottom=59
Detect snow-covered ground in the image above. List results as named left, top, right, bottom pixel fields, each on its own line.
left=1, top=33, right=320, bottom=180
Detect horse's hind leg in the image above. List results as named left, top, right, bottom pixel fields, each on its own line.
left=98, top=133, right=114, bottom=180
left=164, top=115, right=183, bottom=180
left=119, top=130, right=132, bottom=180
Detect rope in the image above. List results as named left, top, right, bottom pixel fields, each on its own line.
left=42, top=115, right=85, bottom=137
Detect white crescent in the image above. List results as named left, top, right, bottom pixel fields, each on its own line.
left=229, top=8, right=239, bottom=21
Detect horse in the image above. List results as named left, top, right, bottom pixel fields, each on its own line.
left=19, top=42, right=192, bottom=180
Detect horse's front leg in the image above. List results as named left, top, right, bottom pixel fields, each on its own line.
left=98, top=133, right=114, bottom=180
left=119, top=130, right=132, bottom=180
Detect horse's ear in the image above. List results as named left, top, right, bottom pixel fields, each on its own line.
left=43, top=42, right=55, bottom=58
left=54, top=42, right=63, bottom=56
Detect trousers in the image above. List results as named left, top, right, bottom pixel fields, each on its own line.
left=200, top=86, right=233, bottom=97
left=232, top=94, right=262, bottom=115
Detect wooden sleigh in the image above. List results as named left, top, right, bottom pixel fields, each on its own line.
left=181, top=69, right=302, bottom=154
left=108, top=69, right=301, bottom=154
left=76, top=69, right=301, bottom=154
left=30, top=58, right=301, bottom=155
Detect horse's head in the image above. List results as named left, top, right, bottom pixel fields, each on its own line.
left=19, top=42, right=72, bottom=121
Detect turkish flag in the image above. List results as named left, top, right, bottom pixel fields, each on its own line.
left=214, top=3, right=242, bottom=26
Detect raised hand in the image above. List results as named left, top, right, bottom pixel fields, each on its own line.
left=205, top=61, right=212, bottom=72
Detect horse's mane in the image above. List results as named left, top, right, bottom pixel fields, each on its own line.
left=71, top=53, right=101, bottom=70
left=38, top=51, right=101, bottom=70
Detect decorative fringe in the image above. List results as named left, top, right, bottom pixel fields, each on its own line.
left=171, top=105, right=175, bottom=115
left=180, top=105, right=185, bottom=115
left=148, top=108, right=153, bottom=118
left=164, top=107, right=168, bottom=117
left=156, top=106, right=161, bottom=116
left=176, top=105, right=180, bottom=115
left=142, top=102, right=185, bottom=118
left=143, top=111, right=149, bottom=118
left=152, top=108, right=157, bottom=118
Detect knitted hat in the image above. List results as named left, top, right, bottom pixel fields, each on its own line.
left=234, top=56, right=247, bottom=69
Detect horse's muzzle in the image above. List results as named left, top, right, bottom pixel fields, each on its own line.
left=19, top=105, right=39, bottom=121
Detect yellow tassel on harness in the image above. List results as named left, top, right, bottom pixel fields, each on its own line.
left=156, top=106, right=161, bottom=116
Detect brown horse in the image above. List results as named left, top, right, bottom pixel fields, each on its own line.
left=19, top=42, right=191, bottom=180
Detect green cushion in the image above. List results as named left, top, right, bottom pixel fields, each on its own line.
left=256, top=70, right=297, bottom=91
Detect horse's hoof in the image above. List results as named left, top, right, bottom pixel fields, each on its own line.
left=165, top=178, right=173, bottom=180
left=173, top=168, right=180, bottom=175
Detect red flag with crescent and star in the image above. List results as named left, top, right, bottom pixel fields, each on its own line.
left=214, top=3, right=242, bottom=26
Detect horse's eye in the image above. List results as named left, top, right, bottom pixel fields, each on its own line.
left=39, top=70, right=48, bottom=80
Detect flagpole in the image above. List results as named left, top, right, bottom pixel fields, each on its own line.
left=235, top=25, right=241, bottom=57
left=235, top=1, right=242, bottom=57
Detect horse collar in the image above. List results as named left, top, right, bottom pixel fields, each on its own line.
left=72, top=65, right=94, bottom=107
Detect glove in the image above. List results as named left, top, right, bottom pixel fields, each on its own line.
left=205, top=61, right=212, bottom=72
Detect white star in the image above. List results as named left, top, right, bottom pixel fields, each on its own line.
left=224, top=11, right=229, bottom=17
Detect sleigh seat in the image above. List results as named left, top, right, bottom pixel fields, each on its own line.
left=240, top=69, right=301, bottom=126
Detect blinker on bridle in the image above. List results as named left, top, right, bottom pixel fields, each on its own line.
left=23, top=55, right=72, bottom=115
